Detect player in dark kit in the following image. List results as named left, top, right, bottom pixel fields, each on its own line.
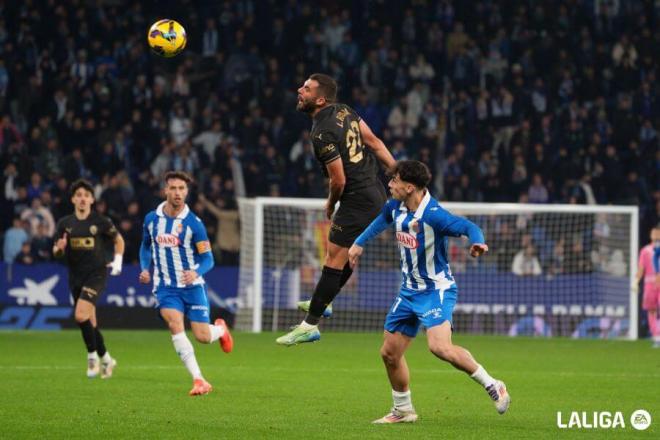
left=53, top=179, right=125, bottom=378
left=277, top=73, right=396, bottom=345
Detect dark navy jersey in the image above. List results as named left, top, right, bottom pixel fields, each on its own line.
left=310, top=103, right=379, bottom=191
left=55, top=212, right=118, bottom=276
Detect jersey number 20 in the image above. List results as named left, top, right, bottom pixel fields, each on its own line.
left=346, top=120, right=364, bottom=163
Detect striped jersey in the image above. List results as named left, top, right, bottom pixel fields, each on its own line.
left=356, top=191, right=485, bottom=292
left=141, top=202, right=211, bottom=290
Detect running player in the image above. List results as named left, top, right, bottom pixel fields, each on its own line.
left=53, top=179, right=124, bottom=378
left=348, top=160, right=510, bottom=423
left=139, top=171, right=233, bottom=396
left=277, top=73, right=396, bottom=345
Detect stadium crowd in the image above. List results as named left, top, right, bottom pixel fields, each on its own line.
left=0, top=0, right=658, bottom=269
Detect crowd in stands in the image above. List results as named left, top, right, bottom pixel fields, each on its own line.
left=0, top=0, right=658, bottom=271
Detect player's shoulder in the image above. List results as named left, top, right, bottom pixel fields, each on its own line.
left=184, top=209, right=206, bottom=228
left=384, top=198, right=402, bottom=211
left=91, top=211, right=113, bottom=224
left=313, top=104, right=357, bottom=133
left=422, top=197, right=451, bottom=222
left=336, top=103, right=359, bottom=117
left=143, top=210, right=157, bottom=222
left=56, top=214, right=75, bottom=228
left=640, top=244, right=653, bottom=256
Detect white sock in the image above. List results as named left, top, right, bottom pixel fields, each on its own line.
left=299, top=321, right=317, bottom=331
left=209, top=324, right=225, bottom=343
left=171, top=332, right=203, bottom=380
left=101, top=352, right=112, bottom=363
left=392, top=389, right=413, bottom=411
left=470, top=364, right=496, bottom=388
left=87, top=352, right=99, bottom=361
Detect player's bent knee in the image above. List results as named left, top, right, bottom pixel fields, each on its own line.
left=380, top=348, right=402, bottom=366
left=166, top=319, right=184, bottom=335
left=74, top=310, right=90, bottom=323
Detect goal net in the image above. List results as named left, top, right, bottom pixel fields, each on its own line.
left=237, top=198, right=638, bottom=339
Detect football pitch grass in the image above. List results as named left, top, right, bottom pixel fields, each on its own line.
left=0, top=331, right=658, bottom=439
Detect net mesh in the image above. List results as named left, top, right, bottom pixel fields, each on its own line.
left=238, top=198, right=635, bottom=338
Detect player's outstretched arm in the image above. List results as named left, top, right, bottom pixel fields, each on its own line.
left=433, top=210, right=487, bottom=258
left=359, top=119, right=395, bottom=172
left=350, top=202, right=396, bottom=268
left=354, top=212, right=391, bottom=247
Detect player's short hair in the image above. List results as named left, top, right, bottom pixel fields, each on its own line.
left=309, top=73, right=337, bottom=103
left=393, top=160, right=432, bottom=189
left=164, top=171, right=193, bottom=186
left=69, top=178, right=94, bottom=197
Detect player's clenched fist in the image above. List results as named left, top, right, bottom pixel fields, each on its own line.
left=469, top=243, right=489, bottom=258
left=182, top=270, right=199, bottom=285
left=52, top=232, right=68, bottom=257
left=139, top=270, right=151, bottom=284
left=348, top=243, right=363, bottom=268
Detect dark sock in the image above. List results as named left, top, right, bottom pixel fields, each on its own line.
left=339, top=262, right=353, bottom=288
left=95, top=327, right=107, bottom=357
left=305, top=266, right=343, bottom=325
left=78, top=320, right=96, bottom=353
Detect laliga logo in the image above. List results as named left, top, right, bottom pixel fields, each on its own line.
left=396, top=231, right=418, bottom=249
left=156, top=233, right=180, bottom=247
left=556, top=409, right=651, bottom=430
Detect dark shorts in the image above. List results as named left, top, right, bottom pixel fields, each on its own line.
left=329, top=183, right=387, bottom=248
left=70, top=270, right=107, bottom=306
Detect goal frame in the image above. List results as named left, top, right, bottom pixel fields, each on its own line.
left=239, top=197, right=639, bottom=339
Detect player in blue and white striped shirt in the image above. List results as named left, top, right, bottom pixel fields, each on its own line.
left=348, top=160, right=510, bottom=423
left=139, top=171, right=233, bottom=396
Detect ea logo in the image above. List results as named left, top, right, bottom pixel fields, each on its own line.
left=630, top=409, right=651, bottom=431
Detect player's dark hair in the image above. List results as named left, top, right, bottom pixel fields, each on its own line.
left=164, top=171, right=193, bottom=186
left=309, top=73, right=337, bottom=103
left=393, top=160, right=432, bottom=189
left=69, top=178, right=94, bottom=197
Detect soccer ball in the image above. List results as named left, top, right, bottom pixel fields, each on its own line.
left=147, top=19, right=187, bottom=58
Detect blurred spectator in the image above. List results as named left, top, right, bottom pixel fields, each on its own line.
left=198, top=193, right=240, bottom=265
left=15, top=241, right=34, bottom=265
left=566, top=238, right=592, bottom=274
left=20, top=197, right=55, bottom=238
left=548, top=238, right=566, bottom=275
left=118, top=200, right=142, bottom=264
left=527, top=173, right=549, bottom=203
left=512, top=244, right=542, bottom=276
left=3, top=216, right=29, bottom=263
left=31, top=223, right=53, bottom=262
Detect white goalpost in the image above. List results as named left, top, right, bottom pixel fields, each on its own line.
left=237, top=197, right=639, bottom=340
